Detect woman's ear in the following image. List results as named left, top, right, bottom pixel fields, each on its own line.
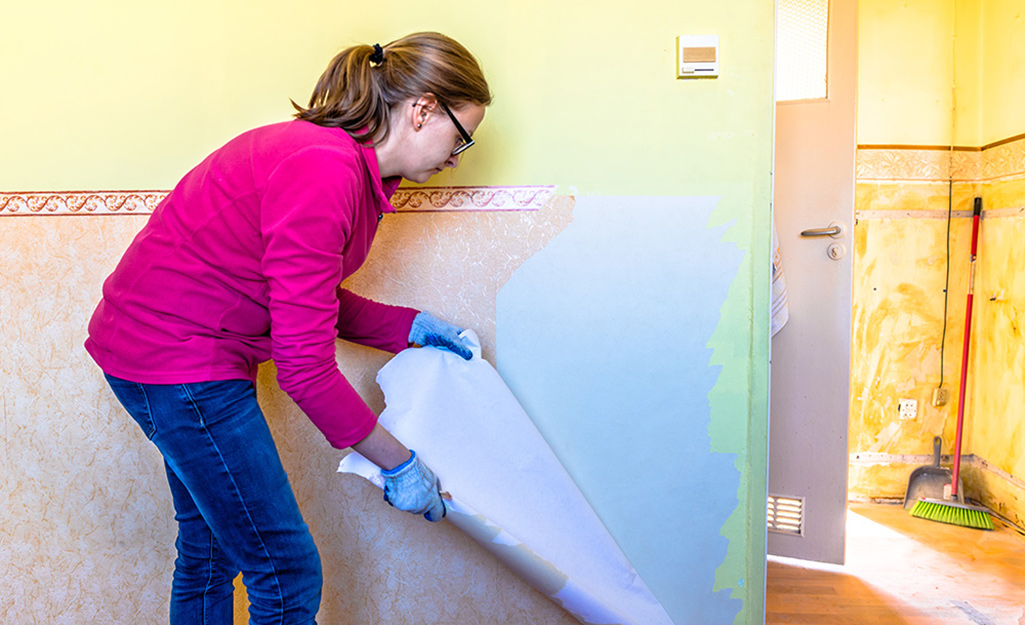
left=411, top=94, right=439, bottom=130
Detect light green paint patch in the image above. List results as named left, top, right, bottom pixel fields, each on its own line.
left=703, top=182, right=772, bottom=625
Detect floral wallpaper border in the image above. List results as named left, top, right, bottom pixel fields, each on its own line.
left=856, top=134, right=1025, bottom=182
left=0, top=191, right=166, bottom=216
left=392, top=186, right=555, bottom=212
left=0, top=186, right=556, bottom=217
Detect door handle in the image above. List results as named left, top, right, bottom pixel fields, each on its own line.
left=800, top=222, right=845, bottom=238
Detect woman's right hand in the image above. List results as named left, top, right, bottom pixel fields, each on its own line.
left=381, top=450, right=446, bottom=522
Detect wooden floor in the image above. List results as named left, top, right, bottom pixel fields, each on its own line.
left=766, top=503, right=1025, bottom=624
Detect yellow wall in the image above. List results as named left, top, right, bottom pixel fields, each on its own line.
left=968, top=179, right=1025, bottom=525
left=857, top=0, right=987, bottom=147
left=969, top=1, right=1025, bottom=525
left=850, top=182, right=975, bottom=455
left=980, top=0, right=1025, bottom=144
left=852, top=0, right=1025, bottom=528
left=858, top=0, right=958, bottom=145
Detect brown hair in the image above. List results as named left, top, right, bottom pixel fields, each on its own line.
left=293, top=32, right=492, bottom=144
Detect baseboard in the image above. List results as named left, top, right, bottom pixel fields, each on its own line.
left=848, top=453, right=1025, bottom=530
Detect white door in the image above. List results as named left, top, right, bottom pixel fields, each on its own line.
left=768, top=0, right=857, bottom=564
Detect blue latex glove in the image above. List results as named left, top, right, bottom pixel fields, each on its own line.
left=408, top=311, right=472, bottom=360
left=382, top=450, right=446, bottom=522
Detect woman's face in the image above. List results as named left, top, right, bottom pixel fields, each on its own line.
left=400, top=99, right=486, bottom=184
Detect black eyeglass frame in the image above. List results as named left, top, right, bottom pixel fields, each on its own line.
left=439, top=101, right=475, bottom=156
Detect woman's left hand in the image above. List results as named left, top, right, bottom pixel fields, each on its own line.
left=408, top=311, right=472, bottom=360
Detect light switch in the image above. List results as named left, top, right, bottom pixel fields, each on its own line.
left=677, top=35, right=719, bottom=78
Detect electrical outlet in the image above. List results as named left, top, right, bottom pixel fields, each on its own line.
left=899, top=398, right=918, bottom=421
left=932, top=387, right=949, bottom=407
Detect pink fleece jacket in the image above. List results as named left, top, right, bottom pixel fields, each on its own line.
left=86, top=120, right=419, bottom=448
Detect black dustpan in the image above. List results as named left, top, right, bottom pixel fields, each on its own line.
left=903, top=436, right=964, bottom=510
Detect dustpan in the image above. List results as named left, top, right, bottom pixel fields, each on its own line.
left=903, top=436, right=964, bottom=510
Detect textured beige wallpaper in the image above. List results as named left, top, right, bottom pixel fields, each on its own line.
left=1, top=215, right=176, bottom=624
left=1, top=194, right=578, bottom=625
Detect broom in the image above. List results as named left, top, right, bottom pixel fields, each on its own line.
left=910, top=198, right=994, bottom=530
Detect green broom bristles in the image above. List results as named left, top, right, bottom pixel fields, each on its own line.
left=909, top=498, right=994, bottom=530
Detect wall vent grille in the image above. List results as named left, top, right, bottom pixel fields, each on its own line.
left=767, top=495, right=805, bottom=536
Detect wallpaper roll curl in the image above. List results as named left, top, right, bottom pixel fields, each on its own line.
left=339, top=331, right=673, bottom=625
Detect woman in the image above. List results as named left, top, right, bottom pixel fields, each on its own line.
left=86, top=32, right=491, bottom=624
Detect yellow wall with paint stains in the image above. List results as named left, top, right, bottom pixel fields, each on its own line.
left=850, top=183, right=975, bottom=455
left=968, top=178, right=1025, bottom=523
left=852, top=0, right=1025, bottom=527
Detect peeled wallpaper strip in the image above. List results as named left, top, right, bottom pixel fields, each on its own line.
left=338, top=332, right=674, bottom=625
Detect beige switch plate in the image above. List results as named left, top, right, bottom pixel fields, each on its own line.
left=677, top=35, right=719, bottom=78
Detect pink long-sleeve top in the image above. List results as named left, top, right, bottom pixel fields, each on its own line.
left=86, top=120, right=419, bottom=448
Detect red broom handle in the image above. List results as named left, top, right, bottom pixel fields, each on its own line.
left=952, top=198, right=982, bottom=497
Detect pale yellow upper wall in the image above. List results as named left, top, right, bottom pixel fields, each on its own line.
left=981, top=0, right=1025, bottom=144
left=0, top=0, right=774, bottom=197
left=954, top=0, right=984, bottom=147
left=858, top=0, right=960, bottom=145
left=858, top=0, right=1025, bottom=148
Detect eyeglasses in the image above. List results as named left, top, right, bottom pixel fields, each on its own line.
left=439, top=101, right=475, bottom=156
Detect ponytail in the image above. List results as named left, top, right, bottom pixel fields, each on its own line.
left=293, top=32, right=492, bottom=145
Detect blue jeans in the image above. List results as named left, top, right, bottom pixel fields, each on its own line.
left=105, top=375, right=322, bottom=624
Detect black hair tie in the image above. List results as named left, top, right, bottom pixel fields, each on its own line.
left=369, top=43, right=385, bottom=65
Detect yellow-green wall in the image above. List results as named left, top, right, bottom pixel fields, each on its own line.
left=852, top=0, right=1025, bottom=528
left=1, top=1, right=774, bottom=624
left=1, top=1, right=771, bottom=198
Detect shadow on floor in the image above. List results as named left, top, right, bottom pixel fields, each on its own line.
left=766, top=503, right=1025, bottom=625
